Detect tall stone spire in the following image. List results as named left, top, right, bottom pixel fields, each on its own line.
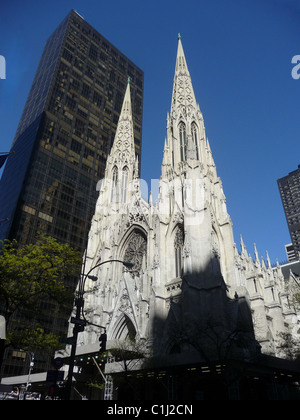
left=164, top=35, right=206, bottom=172
left=108, top=78, right=135, bottom=167
left=94, top=80, right=137, bottom=217
left=171, top=34, right=198, bottom=116
left=160, top=36, right=236, bottom=288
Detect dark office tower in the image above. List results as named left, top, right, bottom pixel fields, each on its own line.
left=278, top=165, right=300, bottom=261
left=0, top=10, right=143, bottom=253
left=0, top=10, right=143, bottom=376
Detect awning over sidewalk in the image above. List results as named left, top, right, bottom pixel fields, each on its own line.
left=1, top=372, right=47, bottom=386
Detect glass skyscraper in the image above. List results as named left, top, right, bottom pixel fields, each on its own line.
left=0, top=10, right=143, bottom=377
left=0, top=10, right=143, bottom=254
left=278, top=165, right=300, bottom=260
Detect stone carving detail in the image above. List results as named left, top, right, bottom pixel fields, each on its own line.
left=126, top=199, right=148, bottom=228
left=118, top=289, right=132, bottom=315
left=173, top=212, right=184, bottom=225
left=183, top=232, right=191, bottom=258
left=211, top=231, right=220, bottom=259
left=127, top=211, right=144, bottom=226
left=174, top=227, right=184, bottom=249
left=186, top=136, right=197, bottom=160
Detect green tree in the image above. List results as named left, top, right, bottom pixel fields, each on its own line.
left=0, top=236, right=81, bottom=368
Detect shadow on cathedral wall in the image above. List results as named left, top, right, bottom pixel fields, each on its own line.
left=117, top=260, right=300, bottom=401
left=152, top=263, right=260, bottom=366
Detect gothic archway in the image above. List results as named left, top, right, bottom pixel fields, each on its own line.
left=113, top=314, right=137, bottom=341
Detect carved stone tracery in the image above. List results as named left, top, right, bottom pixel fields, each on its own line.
left=124, top=232, right=147, bottom=273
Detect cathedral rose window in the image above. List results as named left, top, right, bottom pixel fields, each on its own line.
left=124, top=232, right=147, bottom=273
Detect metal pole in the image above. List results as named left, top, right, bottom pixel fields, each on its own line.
left=65, top=297, right=83, bottom=400
left=64, top=259, right=133, bottom=400
left=64, top=250, right=88, bottom=401
left=26, top=352, right=34, bottom=391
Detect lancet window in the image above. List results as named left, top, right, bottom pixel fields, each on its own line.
left=179, top=122, right=186, bottom=161
left=191, top=122, right=199, bottom=160
left=111, top=166, right=119, bottom=203
left=174, top=226, right=184, bottom=277
left=121, top=166, right=128, bottom=203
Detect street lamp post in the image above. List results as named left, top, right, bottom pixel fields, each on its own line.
left=26, top=352, right=34, bottom=391
left=65, top=259, right=133, bottom=400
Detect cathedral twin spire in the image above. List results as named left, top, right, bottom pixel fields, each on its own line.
left=109, top=78, right=136, bottom=167
left=105, top=36, right=214, bottom=207
left=163, top=35, right=211, bottom=175
left=102, top=79, right=138, bottom=207
left=84, top=36, right=299, bottom=363
left=171, top=34, right=198, bottom=117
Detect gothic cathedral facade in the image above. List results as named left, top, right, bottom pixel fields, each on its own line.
left=71, top=37, right=300, bottom=367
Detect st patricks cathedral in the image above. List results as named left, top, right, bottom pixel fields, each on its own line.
left=62, top=37, right=300, bottom=400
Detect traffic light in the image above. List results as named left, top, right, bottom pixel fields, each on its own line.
left=99, top=332, right=107, bottom=353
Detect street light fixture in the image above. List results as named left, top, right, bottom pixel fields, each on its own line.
left=123, top=261, right=134, bottom=269
left=88, top=275, right=98, bottom=282
left=65, top=258, right=133, bottom=400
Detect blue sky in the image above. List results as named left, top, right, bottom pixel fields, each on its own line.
left=0, top=0, right=299, bottom=264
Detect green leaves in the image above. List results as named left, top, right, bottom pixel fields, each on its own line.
left=7, top=328, right=61, bottom=351
left=0, top=235, right=82, bottom=351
